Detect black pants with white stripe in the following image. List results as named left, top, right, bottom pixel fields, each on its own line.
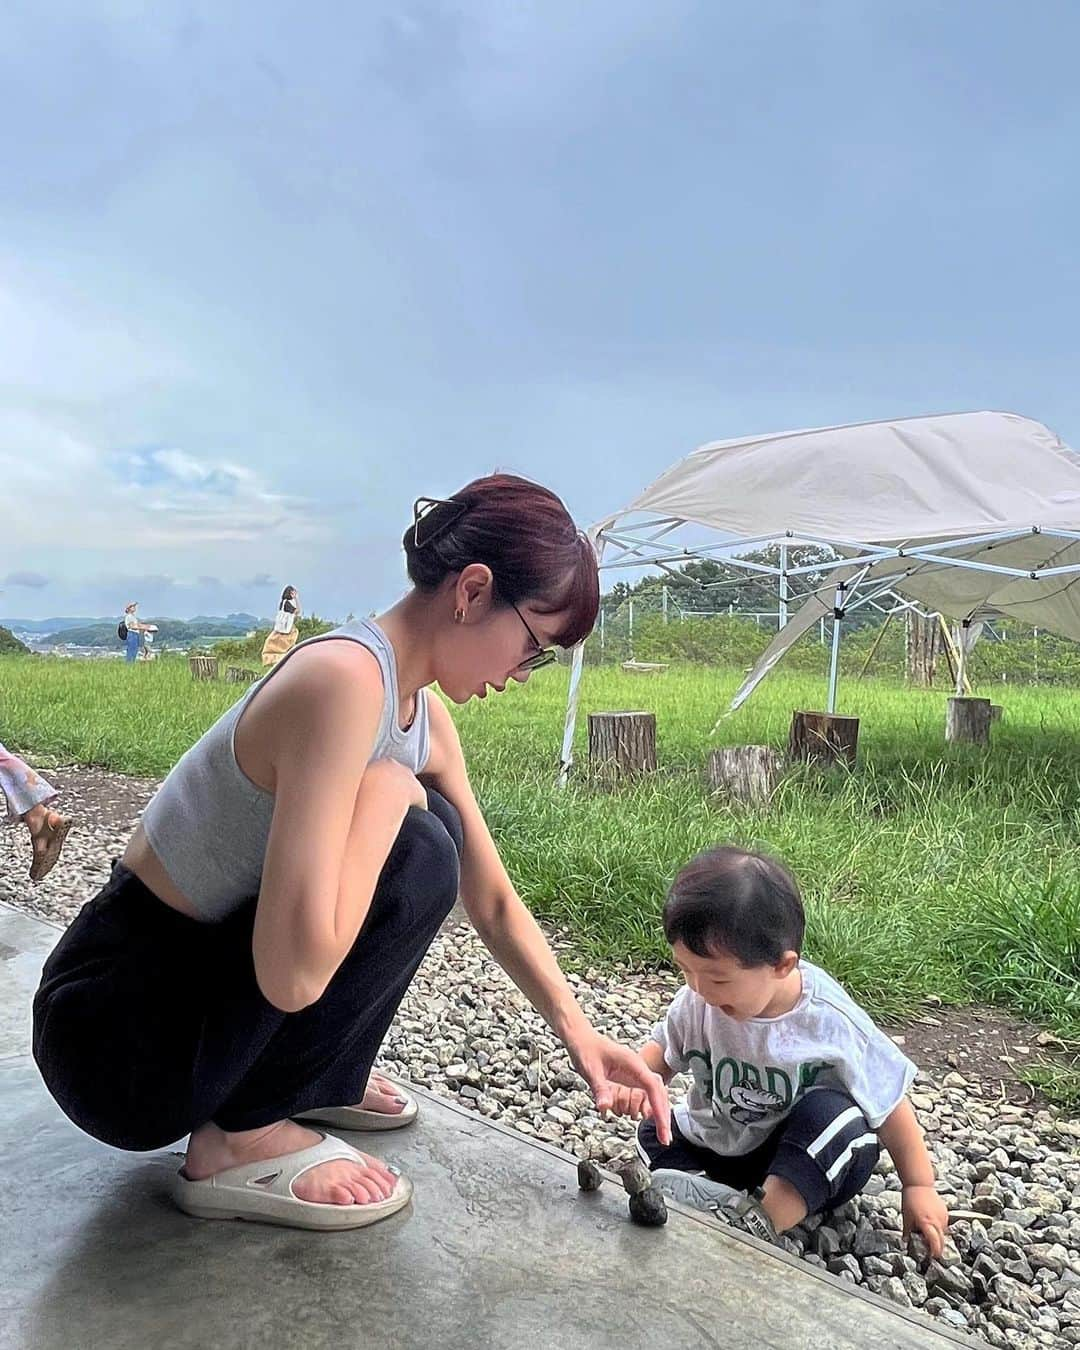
left=636, top=1089, right=880, bottom=1216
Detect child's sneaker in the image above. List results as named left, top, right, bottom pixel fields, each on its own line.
left=651, top=1170, right=779, bottom=1245
left=650, top=1169, right=742, bottom=1212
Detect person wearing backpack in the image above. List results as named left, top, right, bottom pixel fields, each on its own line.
left=119, top=602, right=146, bottom=663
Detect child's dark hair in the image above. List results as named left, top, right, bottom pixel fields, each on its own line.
left=663, top=846, right=805, bottom=966
left=401, top=473, right=599, bottom=648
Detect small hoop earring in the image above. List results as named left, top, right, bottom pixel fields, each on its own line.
left=454, top=608, right=466, bottom=624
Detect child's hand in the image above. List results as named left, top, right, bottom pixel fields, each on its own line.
left=901, top=1184, right=949, bottom=1259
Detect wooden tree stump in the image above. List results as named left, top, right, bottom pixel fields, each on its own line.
left=946, top=696, right=992, bottom=745
left=227, top=666, right=258, bottom=685
left=189, top=655, right=220, bottom=682
left=707, top=746, right=785, bottom=806
left=788, top=711, right=860, bottom=768
left=588, top=712, right=657, bottom=781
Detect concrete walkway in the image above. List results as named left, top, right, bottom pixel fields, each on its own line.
left=0, top=903, right=970, bottom=1350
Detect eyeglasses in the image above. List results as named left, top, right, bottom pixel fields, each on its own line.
left=509, top=603, right=558, bottom=672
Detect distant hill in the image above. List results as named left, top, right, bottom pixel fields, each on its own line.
left=187, top=613, right=261, bottom=629
left=3, top=612, right=261, bottom=636
left=2, top=617, right=112, bottom=634
left=0, top=624, right=29, bottom=655
left=32, top=615, right=266, bottom=649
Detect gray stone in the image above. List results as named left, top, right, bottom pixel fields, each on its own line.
left=906, top=1233, right=930, bottom=1268
left=852, top=1217, right=891, bottom=1258
left=826, top=1254, right=862, bottom=1281
left=994, top=1241, right=1034, bottom=1283
left=879, top=1277, right=913, bottom=1309
left=1001, top=1207, right=1040, bottom=1228
left=926, top=1259, right=973, bottom=1298
left=972, top=1194, right=1005, bottom=1218
left=861, top=1256, right=894, bottom=1278
left=901, top=1272, right=929, bottom=1306
left=1029, top=1186, right=1065, bottom=1215
left=991, top=1274, right=1041, bottom=1316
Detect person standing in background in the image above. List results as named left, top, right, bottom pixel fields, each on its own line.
left=260, top=585, right=301, bottom=667
left=0, top=742, right=72, bottom=881
left=120, top=602, right=149, bottom=664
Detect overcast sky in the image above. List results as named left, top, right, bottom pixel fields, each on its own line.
left=3, top=1, right=1080, bottom=621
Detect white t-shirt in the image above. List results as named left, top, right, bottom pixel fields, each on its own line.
left=650, top=960, right=916, bottom=1156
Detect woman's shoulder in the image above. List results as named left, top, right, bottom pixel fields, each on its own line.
left=236, top=637, right=388, bottom=769
left=259, top=637, right=386, bottom=718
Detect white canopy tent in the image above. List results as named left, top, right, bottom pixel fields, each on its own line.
left=560, top=411, right=1080, bottom=778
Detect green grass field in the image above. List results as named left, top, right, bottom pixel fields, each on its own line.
left=4, top=653, right=1079, bottom=1099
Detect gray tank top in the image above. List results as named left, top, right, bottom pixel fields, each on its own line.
left=141, top=618, right=430, bottom=922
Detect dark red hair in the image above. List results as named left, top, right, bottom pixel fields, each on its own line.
left=402, top=473, right=599, bottom=647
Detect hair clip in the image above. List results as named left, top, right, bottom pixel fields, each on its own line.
left=412, top=496, right=469, bottom=549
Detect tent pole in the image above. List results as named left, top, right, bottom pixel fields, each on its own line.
left=558, top=641, right=587, bottom=786
left=778, top=542, right=789, bottom=629
left=826, top=582, right=846, bottom=714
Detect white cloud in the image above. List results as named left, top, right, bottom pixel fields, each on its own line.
left=0, top=406, right=327, bottom=555
left=3, top=571, right=50, bottom=588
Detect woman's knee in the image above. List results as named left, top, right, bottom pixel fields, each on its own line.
left=392, top=801, right=461, bottom=909
left=422, top=788, right=464, bottom=857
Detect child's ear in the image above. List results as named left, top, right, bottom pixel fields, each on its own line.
left=774, top=951, right=800, bottom=978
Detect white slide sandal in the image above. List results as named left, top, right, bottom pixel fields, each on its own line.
left=294, top=1078, right=419, bottom=1133
left=172, top=1132, right=412, bottom=1231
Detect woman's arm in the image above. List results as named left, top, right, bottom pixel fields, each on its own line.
left=421, top=696, right=671, bottom=1136
left=251, top=645, right=413, bottom=1011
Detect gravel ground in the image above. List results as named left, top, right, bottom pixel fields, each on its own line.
left=4, top=767, right=1080, bottom=1350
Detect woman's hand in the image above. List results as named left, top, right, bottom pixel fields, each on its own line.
left=901, top=1185, right=949, bottom=1259
left=606, top=1085, right=651, bottom=1120
left=566, top=1030, right=672, bottom=1144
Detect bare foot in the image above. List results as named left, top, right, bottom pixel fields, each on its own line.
left=26, top=808, right=72, bottom=882
left=349, top=1071, right=409, bottom=1117
left=183, top=1119, right=399, bottom=1206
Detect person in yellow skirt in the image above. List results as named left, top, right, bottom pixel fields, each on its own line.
left=260, top=585, right=301, bottom=666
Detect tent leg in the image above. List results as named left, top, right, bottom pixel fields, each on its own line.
left=826, top=583, right=846, bottom=714
left=558, top=641, right=586, bottom=786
